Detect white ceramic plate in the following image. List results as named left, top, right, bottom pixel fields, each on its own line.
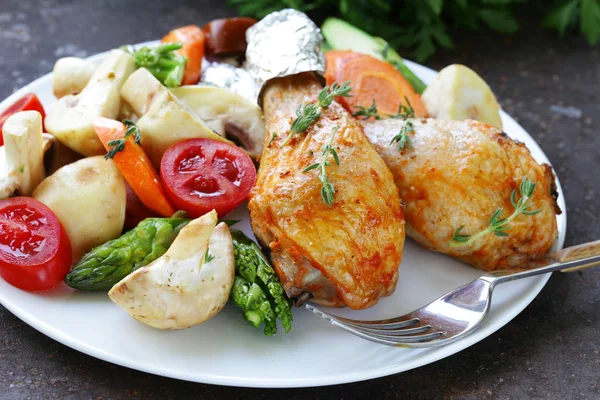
left=0, top=46, right=566, bottom=388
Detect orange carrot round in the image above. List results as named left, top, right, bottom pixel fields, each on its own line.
left=162, top=25, right=205, bottom=86
left=92, top=117, right=176, bottom=218
left=325, top=51, right=427, bottom=117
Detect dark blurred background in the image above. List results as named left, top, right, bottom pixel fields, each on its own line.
left=0, top=0, right=598, bottom=399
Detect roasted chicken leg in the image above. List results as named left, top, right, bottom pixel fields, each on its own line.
left=249, top=73, right=405, bottom=309
left=362, top=118, right=560, bottom=272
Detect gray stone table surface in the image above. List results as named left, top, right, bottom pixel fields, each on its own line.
left=0, top=0, right=599, bottom=399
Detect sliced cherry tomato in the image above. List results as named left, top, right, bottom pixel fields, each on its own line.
left=161, top=139, right=256, bottom=218
left=0, top=197, right=72, bottom=291
left=202, top=17, right=256, bottom=57
left=0, top=93, right=46, bottom=146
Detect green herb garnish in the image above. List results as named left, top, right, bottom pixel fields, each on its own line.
left=449, top=177, right=542, bottom=247
left=281, top=81, right=352, bottom=146
left=352, top=100, right=382, bottom=120
left=204, top=249, right=216, bottom=263
left=317, top=81, right=352, bottom=107
left=390, top=125, right=412, bottom=151
left=105, top=120, right=141, bottom=160
left=302, top=126, right=340, bottom=206
left=389, top=97, right=416, bottom=151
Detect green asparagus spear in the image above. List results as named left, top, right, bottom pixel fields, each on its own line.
left=230, top=230, right=293, bottom=335
left=65, top=216, right=189, bottom=291
left=230, top=277, right=278, bottom=336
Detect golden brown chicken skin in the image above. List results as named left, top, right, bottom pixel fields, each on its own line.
left=361, top=118, right=560, bottom=272
left=249, top=73, right=405, bottom=309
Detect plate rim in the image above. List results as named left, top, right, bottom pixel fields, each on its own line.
left=0, top=47, right=567, bottom=388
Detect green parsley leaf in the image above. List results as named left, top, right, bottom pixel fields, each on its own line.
left=543, top=0, right=579, bottom=37
left=427, top=0, right=444, bottom=15
left=581, top=0, right=600, bottom=44
left=478, top=8, right=519, bottom=34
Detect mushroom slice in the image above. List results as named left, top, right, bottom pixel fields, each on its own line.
left=422, top=64, right=503, bottom=129
left=120, top=68, right=230, bottom=168
left=45, top=50, right=136, bottom=156
left=0, top=111, right=46, bottom=199
left=52, top=57, right=97, bottom=98
left=171, top=86, right=265, bottom=159
left=109, top=210, right=235, bottom=330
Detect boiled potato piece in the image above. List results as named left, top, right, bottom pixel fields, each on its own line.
left=109, top=211, right=235, bottom=330
left=0, top=111, right=45, bottom=198
left=32, top=156, right=126, bottom=262
left=171, top=86, right=265, bottom=159
left=120, top=68, right=230, bottom=167
left=52, top=57, right=97, bottom=98
left=45, top=50, right=136, bottom=156
left=422, top=64, right=503, bottom=129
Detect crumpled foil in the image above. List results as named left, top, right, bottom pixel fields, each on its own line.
left=200, top=60, right=259, bottom=103
left=245, top=9, right=325, bottom=100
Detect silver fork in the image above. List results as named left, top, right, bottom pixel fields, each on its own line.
left=306, top=240, right=600, bottom=348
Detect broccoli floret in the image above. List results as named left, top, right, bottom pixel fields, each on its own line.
left=121, top=43, right=187, bottom=88
left=230, top=230, right=293, bottom=335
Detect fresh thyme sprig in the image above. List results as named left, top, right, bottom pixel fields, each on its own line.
left=283, top=103, right=321, bottom=146
left=388, top=96, right=416, bottom=119
left=281, top=81, right=352, bottom=146
left=352, top=100, right=382, bottom=120
left=389, top=97, right=416, bottom=151
left=449, top=177, right=542, bottom=247
left=317, top=81, right=352, bottom=107
left=105, top=120, right=142, bottom=160
left=390, top=125, right=413, bottom=151
left=302, top=126, right=340, bottom=206
left=204, top=248, right=215, bottom=263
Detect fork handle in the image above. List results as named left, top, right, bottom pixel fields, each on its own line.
left=489, top=239, right=600, bottom=285
left=552, top=240, right=600, bottom=272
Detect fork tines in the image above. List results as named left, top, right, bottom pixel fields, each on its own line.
left=305, top=304, right=444, bottom=347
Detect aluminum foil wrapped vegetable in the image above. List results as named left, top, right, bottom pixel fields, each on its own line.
left=201, top=61, right=259, bottom=103
left=245, top=8, right=325, bottom=101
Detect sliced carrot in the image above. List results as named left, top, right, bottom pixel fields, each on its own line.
left=92, top=117, right=176, bottom=218
left=324, top=51, right=363, bottom=86
left=325, top=51, right=427, bottom=118
left=162, top=25, right=205, bottom=86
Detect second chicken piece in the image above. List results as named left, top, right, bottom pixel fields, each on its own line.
left=362, top=118, right=560, bottom=271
